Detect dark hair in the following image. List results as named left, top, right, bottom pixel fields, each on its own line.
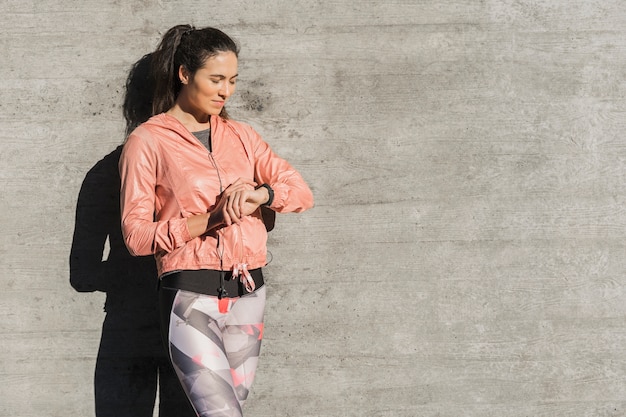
left=123, top=53, right=155, bottom=136
left=151, top=24, right=239, bottom=118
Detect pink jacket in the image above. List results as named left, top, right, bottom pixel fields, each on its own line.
left=119, top=113, right=314, bottom=277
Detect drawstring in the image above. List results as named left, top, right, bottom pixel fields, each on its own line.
left=232, top=263, right=255, bottom=293
left=232, top=223, right=255, bottom=293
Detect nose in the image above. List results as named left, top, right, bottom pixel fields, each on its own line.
left=219, top=82, right=232, bottom=99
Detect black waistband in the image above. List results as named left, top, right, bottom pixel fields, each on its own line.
left=159, top=268, right=264, bottom=298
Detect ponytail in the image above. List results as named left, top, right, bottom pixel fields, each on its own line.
left=150, top=24, right=239, bottom=118
left=151, top=24, right=192, bottom=116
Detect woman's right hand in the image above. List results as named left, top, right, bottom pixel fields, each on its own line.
left=209, top=178, right=259, bottom=227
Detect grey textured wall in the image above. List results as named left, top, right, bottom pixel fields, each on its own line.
left=2, top=1, right=626, bottom=416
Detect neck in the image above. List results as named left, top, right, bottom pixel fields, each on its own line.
left=166, top=104, right=211, bottom=132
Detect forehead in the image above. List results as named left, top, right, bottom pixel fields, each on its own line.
left=199, top=51, right=238, bottom=75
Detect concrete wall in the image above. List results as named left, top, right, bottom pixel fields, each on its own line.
left=2, top=1, right=626, bottom=416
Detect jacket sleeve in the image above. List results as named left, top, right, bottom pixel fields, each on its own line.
left=119, top=131, right=192, bottom=256
left=247, top=125, right=314, bottom=213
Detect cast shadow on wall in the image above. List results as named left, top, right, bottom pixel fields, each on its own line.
left=69, top=54, right=195, bottom=417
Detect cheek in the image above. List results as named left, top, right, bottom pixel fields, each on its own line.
left=194, top=80, right=216, bottom=96
left=203, top=84, right=219, bottom=96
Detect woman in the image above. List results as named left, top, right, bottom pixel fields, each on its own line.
left=119, top=24, right=314, bottom=417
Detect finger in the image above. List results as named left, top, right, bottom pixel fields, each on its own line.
left=231, top=191, right=242, bottom=219
left=222, top=182, right=251, bottom=198
left=237, top=191, right=253, bottom=218
left=225, top=195, right=240, bottom=224
left=239, top=191, right=248, bottom=217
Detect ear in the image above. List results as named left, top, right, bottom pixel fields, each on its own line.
left=178, top=65, right=189, bottom=85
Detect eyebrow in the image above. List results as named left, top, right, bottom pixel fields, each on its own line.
left=210, top=74, right=239, bottom=79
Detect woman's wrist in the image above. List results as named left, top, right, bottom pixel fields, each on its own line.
left=206, top=210, right=224, bottom=231
left=255, top=183, right=274, bottom=207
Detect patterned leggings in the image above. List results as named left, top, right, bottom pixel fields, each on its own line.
left=159, top=285, right=266, bottom=417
